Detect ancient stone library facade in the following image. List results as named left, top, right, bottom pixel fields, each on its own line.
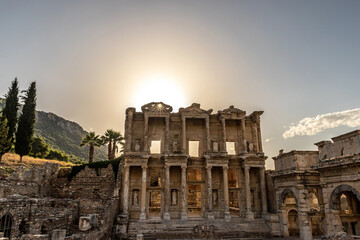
left=0, top=102, right=359, bottom=240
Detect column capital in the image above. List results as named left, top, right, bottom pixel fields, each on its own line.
left=206, top=165, right=212, bottom=171
left=244, top=165, right=250, bottom=170
left=124, top=163, right=130, bottom=169
left=164, top=165, right=170, bottom=170
left=181, top=165, right=187, bottom=170
left=223, top=165, right=229, bottom=171
left=141, top=165, right=148, bottom=170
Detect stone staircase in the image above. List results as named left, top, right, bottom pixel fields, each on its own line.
left=126, top=217, right=270, bottom=240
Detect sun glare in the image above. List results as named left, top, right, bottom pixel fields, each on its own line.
left=133, top=75, right=187, bottom=111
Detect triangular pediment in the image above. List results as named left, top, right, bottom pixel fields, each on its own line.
left=218, top=105, right=246, bottom=118
left=179, top=103, right=213, bottom=114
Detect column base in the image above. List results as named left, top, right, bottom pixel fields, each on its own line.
left=139, top=212, right=147, bottom=220
left=246, top=211, right=254, bottom=220
left=207, top=212, right=215, bottom=220
left=163, top=212, right=170, bottom=220
left=180, top=212, right=188, bottom=221
left=224, top=211, right=231, bottom=221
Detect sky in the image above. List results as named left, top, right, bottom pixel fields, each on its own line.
left=1, top=0, right=360, bottom=169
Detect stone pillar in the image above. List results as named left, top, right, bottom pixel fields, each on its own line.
left=139, top=165, right=147, bottom=220
left=252, top=121, right=259, bottom=153
left=221, top=118, right=227, bottom=152
left=241, top=118, right=247, bottom=153
left=165, top=116, right=170, bottom=153
left=244, top=166, right=254, bottom=219
left=223, top=166, right=231, bottom=220
left=298, top=211, right=313, bottom=240
left=182, top=117, right=186, bottom=154
left=126, top=111, right=133, bottom=151
left=181, top=165, right=188, bottom=220
left=260, top=167, right=268, bottom=214
left=144, top=115, right=149, bottom=152
left=206, top=166, right=214, bottom=219
left=163, top=165, right=170, bottom=220
left=257, top=123, right=263, bottom=153
left=205, top=117, right=211, bottom=152
left=123, top=164, right=130, bottom=216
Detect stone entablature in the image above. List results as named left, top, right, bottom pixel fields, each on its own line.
left=273, top=150, right=319, bottom=172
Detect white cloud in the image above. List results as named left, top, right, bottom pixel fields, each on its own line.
left=265, top=138, right=273, bottom=142
left=283, top=108, right=360, bottom=139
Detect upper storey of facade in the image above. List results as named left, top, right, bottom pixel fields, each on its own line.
left=124, top=102, right=264, bottom=158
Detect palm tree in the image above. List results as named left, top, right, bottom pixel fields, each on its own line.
left=111, top=131, right=125, bottom=160
left=80, top=131, right=102, bottom=163
left=101, top=129, right=116, bottom=160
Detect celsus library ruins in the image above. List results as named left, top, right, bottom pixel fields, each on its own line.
left=1, top=102, right=360, bottom=240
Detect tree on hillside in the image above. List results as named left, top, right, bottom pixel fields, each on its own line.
left=0, top=116, right=11, bottom=162
left=111, top=131, right=124, bottom=160
left=2, top=78, right=19, bottom=150
left=80, top=131, right=102, bottom=163
left=101, top=129, right=115, bottom=160
left=30, top=137, right=49, bottom=158
left=15, top=82, right=37, bottom=163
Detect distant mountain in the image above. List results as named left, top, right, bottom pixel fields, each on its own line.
left=0, top=98, right=107, bottom=162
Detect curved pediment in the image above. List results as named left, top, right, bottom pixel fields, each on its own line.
left=179, top=103, right=213, bottom=115
left=141, top=102, right=173, bottom=113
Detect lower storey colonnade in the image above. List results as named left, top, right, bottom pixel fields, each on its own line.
left=122, top=159, right=268, bottom=221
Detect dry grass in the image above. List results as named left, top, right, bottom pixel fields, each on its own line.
left=0, top=153, right=74, bottom=167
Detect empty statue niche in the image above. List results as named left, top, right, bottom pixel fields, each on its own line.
left=211, top=167, right=222, bottom=210
left=186, top=118, right=206, bottom=156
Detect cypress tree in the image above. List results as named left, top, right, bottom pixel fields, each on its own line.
left=2, top=78, right=19, bottom=149
left=15, top=82, right=37, bottom=163
left=0, top=116, right=11, bottom=162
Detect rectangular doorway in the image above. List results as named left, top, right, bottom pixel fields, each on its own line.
left=149, top=190, right=161, bottom=218
left=188, top=184, right=202, bottom=217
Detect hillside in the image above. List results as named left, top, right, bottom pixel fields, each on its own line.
left=0, top=98, right=107, bottom=162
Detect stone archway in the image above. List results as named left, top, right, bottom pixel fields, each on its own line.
left=288, top=209, right=300, bottom=236
left=279, top=189, right=299, bottom=237
left=329, top=185, right=360, bottom=235
left=0, top=213, right=13, bottom=239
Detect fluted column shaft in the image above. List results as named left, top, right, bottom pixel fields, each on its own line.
left=123, top=165, right=130, bottom=215
left=207, top=166, right=214, bottom=219
left=221, top=118, right=227, bottom=152
left=126, top=112, right=133, bottom=151
left=260, top=167, right=268, bottom=214
left=140, top=165, right=147, bottom=220
left=182, top=117, right=186, bottom=153
left=244, top=166, right=254, bottom=219
left=252, top=122, right=259, bottom=153
left=144, top=116, right=149, bottom=152
left=181, top=166, right=188, bottom=220
left=241, top=119, right=247, bottom=153
left=163, top=165, right=170, bottom=220
left=206, top=117, right=211, bottom=152
left=165, top=117, right=170, bottom=153
left=223, top=166, right=231, bottom=220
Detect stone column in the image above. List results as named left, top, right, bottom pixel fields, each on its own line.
left=241, top=119, right=247, bottom=153
left=221, top=118, right=227, bottom=152
left=298, top=211, right=313, bottom=240
left=205, top=117, right=211, bottom=152
left=163, top=165, right=170, bottom=220
left=260, top=167, right=268, bottom=214
left=257, top=123, right=263, bottom=153
left=223, top=166, right=231, bottom=220
left=139, top=165, right=147, bottom=220
left=244, top=166, right=254, bottom=219
left=144, top=115, right=149, bottom=152
left=165, top=116, right=170, bottom=153
left=126, top=111, right=133, bottom=151
left=252, top=122, right=259, bottom=153
left=182, top=117, right=186, bottom=154
left=123, top=164, right=130, bottom=216
left=206, top=166, right=214, bottom=219
left=181, top=165, right=188, bottom=220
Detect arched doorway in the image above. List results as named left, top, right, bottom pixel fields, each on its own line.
left=0, top=214, right=13, bottom=239
left=288, top=209, right=300, bottom=236
left=330, top=185, right=360, bottom=235
left=280, top=189, right=300, bottom=237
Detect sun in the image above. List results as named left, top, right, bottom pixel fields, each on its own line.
left=133, top=75, right=187, bottom=111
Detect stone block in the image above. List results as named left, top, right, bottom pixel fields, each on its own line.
left=51, top=229, right=66, bottom=240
